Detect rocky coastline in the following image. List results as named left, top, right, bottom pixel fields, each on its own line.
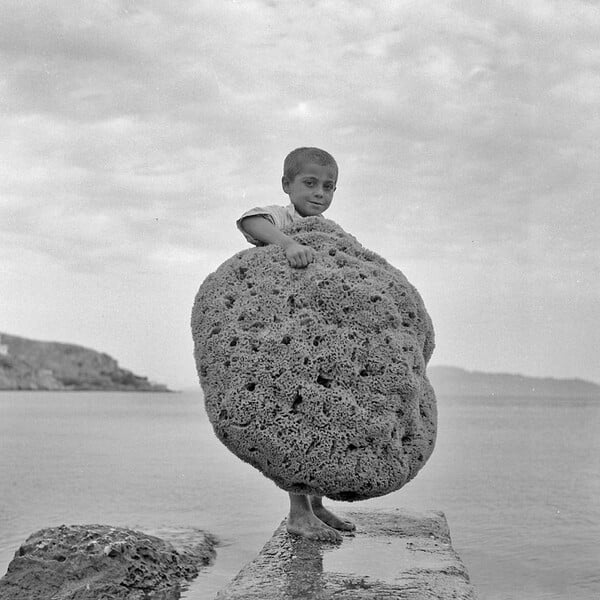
left=0, top=332, right=170, bottom=392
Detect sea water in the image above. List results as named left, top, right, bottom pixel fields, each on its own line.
left=0, top=391, right=598, bottom=600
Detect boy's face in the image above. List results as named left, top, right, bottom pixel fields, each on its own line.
left=282, top=162, right=337, bottom=217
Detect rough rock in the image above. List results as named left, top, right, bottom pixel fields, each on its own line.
left=216, top=508, right=477, bottom=599
left=192, top=217, right=436, bottom=500
left=0, top=332, right=171, bottom=391
left=0, top=524, right=216, bottom=600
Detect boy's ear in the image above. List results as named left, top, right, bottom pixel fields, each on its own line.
left=281, top=176, right=290, bottom=193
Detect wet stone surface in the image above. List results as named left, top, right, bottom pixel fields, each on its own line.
left=216, top=508, right=477, bottom=600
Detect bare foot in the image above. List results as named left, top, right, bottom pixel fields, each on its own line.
left=286, top=512, right=342, bottom=542
left=311, top=504, right=356, bottom=532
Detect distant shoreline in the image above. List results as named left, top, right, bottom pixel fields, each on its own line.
left=427, top=365, right=600, bottom=399
left=0, top=388, right=178, bottom=393
left=2, top=328, right=598, bottom=398
left=0, top=332, right=172, bottom=392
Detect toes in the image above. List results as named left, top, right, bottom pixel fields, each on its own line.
left=287, top=519, right=343, bottom=542
left=310, top=526, right=341, bottom=542
left=326, top=529, right=342, bottom=542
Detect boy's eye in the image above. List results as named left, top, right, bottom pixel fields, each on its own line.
left=323, top=183, right=334, bottom=191
left=304, top=180, right=315, bottom=187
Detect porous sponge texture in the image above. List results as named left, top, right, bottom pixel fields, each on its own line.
left=192, top=218, right=436, bottom=501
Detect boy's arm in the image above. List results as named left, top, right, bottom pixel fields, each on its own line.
left=240, top=215, right=315, bottom=268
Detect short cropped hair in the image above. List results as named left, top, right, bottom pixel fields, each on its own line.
left=283, top=147, right=338, bottom=183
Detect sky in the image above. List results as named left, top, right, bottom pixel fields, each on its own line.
left=1, top=0, right=599, bottom=389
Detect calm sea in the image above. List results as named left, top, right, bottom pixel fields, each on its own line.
left=0, top=391, right=598, bottom=600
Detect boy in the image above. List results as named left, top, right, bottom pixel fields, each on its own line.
left=237, top=147, right=355, bottom=542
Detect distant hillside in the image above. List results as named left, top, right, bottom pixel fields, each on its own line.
left=428, top=365, right=600, bottom=398
left=0, top=332, right=170, bottom=392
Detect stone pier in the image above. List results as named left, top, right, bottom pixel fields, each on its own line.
left=216, top=508, right=477, bottom=599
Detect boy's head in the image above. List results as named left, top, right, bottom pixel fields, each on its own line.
left=283, top=147, right=338, bottom=184
left=282, top=147, right=338, bottom=218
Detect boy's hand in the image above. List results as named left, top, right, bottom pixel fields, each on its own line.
left=240, top=217, right=315, bottom=268
left=284, top=241, right=315, bottom=268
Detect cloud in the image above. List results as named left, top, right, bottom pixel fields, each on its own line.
left=1, top=0, right=599, bottom=384
left=1, top=1, right=598, bottom=283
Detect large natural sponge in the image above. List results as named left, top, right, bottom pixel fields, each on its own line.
left=192, top=218, right=436, bottom=501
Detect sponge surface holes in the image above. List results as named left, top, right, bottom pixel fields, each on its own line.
left=191, top=217, right=437, bottom=500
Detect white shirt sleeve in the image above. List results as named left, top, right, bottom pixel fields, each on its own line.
left=236, top=205, right=294, bottom=245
